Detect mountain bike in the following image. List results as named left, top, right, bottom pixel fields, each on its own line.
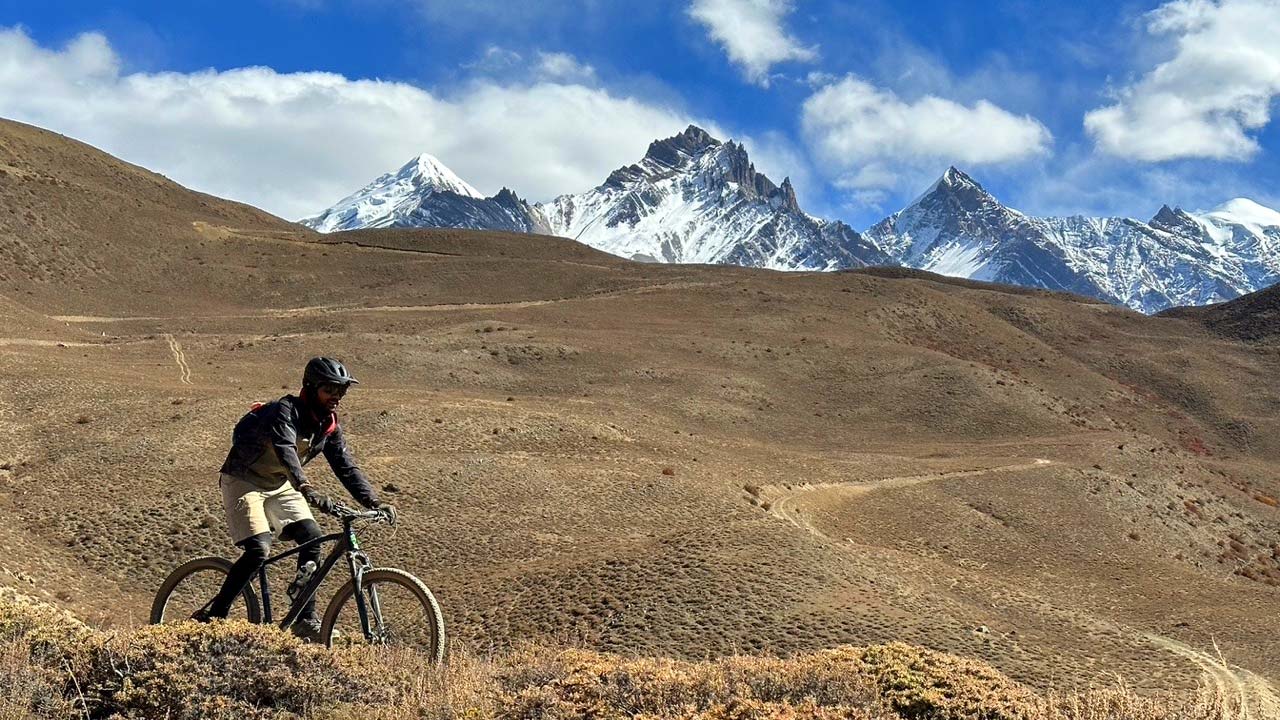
left=150, top=502, right=445, bottom=662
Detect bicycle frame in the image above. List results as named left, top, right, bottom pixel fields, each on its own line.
left=255, top=515, right=375, bottom=635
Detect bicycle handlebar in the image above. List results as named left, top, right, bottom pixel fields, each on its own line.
left=326, top=502, right=391, bottom=524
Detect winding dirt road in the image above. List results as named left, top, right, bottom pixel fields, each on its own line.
left=757, top=458, right=1280, bottom=715
left=762, top=458, right=1055, bottom=537
left=1145, top=633, right=1280, bottom=719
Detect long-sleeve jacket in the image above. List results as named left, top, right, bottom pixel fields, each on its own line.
left=219, top=394, right=377, bottom=508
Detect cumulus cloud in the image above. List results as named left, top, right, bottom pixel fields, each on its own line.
left=1084, top=0, right=1280, bottom=162
left=534, top=52, right=598, bottom=83
left=800, top=76, right=1052, bottom=191
left=0, top=27, right=696, bottom=220
left=688, top=0, right=816, bottom=86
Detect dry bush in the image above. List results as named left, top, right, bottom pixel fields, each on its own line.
left=0, top=590, right=94, bottom=719
left=0, top=639, right=77, bottom=720
left=470, top=642, right=1057, bottom=719
left=2, top=590, right=376, bottom=719
left=332, top=643, right=1243, bottom=720
left=79, top=621, right=373, bottom=719
left=0, top=592, right=1253, bottom=720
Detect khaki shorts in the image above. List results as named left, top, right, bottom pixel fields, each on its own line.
left=219, top=473, right=315, bottom=544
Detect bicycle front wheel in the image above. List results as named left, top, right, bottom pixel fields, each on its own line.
left=150, top=556, right=262, bottom=625
left=320, top=567, right=445, bottom=662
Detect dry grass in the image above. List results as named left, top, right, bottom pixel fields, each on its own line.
left=0, top=592, right=1245, bottom=720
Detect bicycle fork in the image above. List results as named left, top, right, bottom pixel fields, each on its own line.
left=347, top=549, right=381, bottom=641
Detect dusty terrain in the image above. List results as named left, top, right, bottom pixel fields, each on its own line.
left=2, top=119, right=1280, bottom=705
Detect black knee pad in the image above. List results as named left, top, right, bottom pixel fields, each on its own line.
left=236, top=532, right=273, bottom=564
left=281, top=519, right=322, bottom=544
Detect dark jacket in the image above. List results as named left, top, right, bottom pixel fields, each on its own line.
left=219, top=394, right=377, bottom=508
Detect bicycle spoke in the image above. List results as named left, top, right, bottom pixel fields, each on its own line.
left=328, top=577, right=437, bottom=649
left=158, top=566, right=254, bottom=623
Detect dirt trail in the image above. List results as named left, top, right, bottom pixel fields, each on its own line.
left=1145, top=633, right=1280, bottom=719
left=49, top=280, right=727, bottom=324
left=162, top=333, right=193, bottom=385
left=0, top=338, right=97, bottom=347
left=763, top=459, right=1054, bottom=537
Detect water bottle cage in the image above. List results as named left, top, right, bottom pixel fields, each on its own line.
left=287, top=561, right=319, bottom=601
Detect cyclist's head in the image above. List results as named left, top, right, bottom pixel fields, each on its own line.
left=302, top=357, right=357, bottom=410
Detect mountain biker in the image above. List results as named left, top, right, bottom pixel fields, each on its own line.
left=195, top=356, right=396, bottom=642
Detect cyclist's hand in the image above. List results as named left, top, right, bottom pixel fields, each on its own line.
left=374, top=502, right=398, bottom=525
left=300, top=485, right=336, bottom=515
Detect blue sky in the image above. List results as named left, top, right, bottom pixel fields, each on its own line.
left=3, top=0, right=1279, bottom=227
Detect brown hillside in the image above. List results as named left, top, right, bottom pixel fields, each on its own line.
left=1162, top=283, right=1280, bottom=342
left=1, top=118, right=1279, bottom=709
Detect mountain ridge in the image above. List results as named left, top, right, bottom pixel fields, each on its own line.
left=302, top=125, right=1280, bottom=313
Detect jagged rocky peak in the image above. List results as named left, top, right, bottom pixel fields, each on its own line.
left=603, top=125, right=799, bottom=214
left=492, top=187, right=523, bottom=205
left=934, top=166, right=988, bottom=195
left=773, top=177, right=801, bottom=213
left=1149, top=204, right=1201, bottom=234
left=644, top=125, right=721, bottom=166
left=912, top=166, right=1000, bottom=214
left=940, top=165, right=979, bottom=186
left=716, top=139, right=765, bottom=191
left=676, top=134, right=799, bottom=211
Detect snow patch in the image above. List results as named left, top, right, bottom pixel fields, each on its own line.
left=922, top=240, right=994, bottom=280
left=1205, top=198, right=1280, bottom=229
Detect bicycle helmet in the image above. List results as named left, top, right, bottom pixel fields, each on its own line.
left=303, top=356, right=359, bottom=388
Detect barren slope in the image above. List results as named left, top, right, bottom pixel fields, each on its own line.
left=1163, top=283, right=1280, bottom=342
left=1, top=119, right=1279, bottom=702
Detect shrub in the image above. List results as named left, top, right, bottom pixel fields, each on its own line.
left=80, top=621, right=371, bottom=719
left=0, top=592, right=1252, bottom=720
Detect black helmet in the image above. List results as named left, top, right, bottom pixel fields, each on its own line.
left=303, top=357, right=359, bottom=388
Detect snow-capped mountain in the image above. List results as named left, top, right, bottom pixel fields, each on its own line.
left=535, top=126, right=889, bottom=269
left=302, top=126, right=888, bottom=270
left=864, top=168, right=1118, bottom=303
left=300, top=154, right=546, bottom=234
left=300, top=127, right=1280, bottom=313
left=867, top=170, right=1280, bottom=313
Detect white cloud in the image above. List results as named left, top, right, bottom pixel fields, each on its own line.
left=688, top=0, right=816, bottom=86
left=535, top=52, right=597, bottom=83
left=800, top=76, right=1052, bottom=191
left=0, top=28, right=697, bottom=220
left=1084, top=0, right=1280, bottom=162
left=804, top=70, right=836, bottom=88
left=464, top=47, right=598, bottom=85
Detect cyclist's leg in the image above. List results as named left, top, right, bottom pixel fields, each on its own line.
left=204, top=474, right=274, bottom=619
left=280, top=518, right=323, bottom=621
left=267, top=486, right=323, bottom=637
left=206, top=532, right=272, bottom=618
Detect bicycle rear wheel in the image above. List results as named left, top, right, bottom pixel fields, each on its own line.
left=150, top=556, right=262, bottom=624
left=320, top=567, right=444, bottom=662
